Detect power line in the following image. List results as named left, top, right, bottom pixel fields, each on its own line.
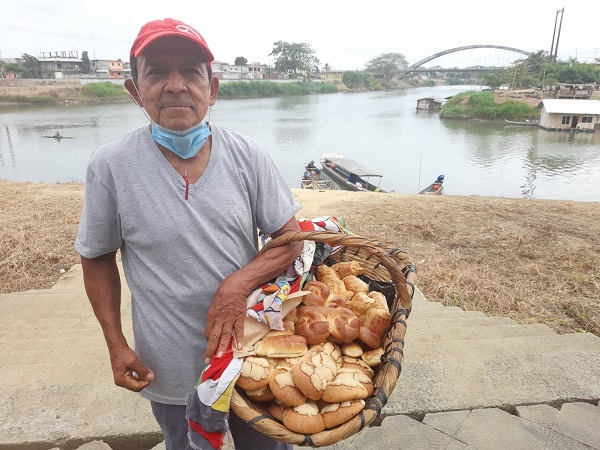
left=0, top=23, right=129, bottom=44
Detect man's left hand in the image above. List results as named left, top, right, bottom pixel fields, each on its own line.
left=204, top=277, right=246, bottom=364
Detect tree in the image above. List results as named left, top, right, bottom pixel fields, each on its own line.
left=81, top=51, right=91, bottom=74
left=483, top=69, right=510, bottom=90
left=269, top=41, right=319, bottom=77
left=323, top=63, right=331, bottom=71
left=234, top=56, right=247, bottom=66
left=364, top=52, right=408, bottom=83
left=21, top=54, right=41, bottom=78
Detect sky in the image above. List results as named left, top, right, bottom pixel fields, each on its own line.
left=1, top=0, right=598, bottom=70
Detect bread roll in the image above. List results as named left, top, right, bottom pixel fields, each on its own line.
left=262, top=323, right=294, bottom=339
left=236, top=356, right=273, bottom=391
left=324, top=294, right=348, bottom=309
left=254, top=335, right=308, bottom=358
left=304, top=280, right=330, bottom=301
left=321, top=400, right=365, bottom=429
left=341, top=356, right=374, bottom=378
left=331, top=261, right=364, bottom=279
left=368, top=291, right=389, bottom=311
left=267, top=401, right=285, bottom=422
left=319, top=341, right=343, bottom=369
left=345, top=292, right=377, bottom=324
left=317, top=265, right=354, bottom=301
left=335, top=369, right=374, bottom=396
left=341, top=342, right=364, bottom=358
left=321, top=373, right=369, bottom=403
left=291, top=346, right=337, bottom=400
left=269, top=365, right=307, bottom=407
left=295, top=309, right=330, bottom=345
left=364, top=308, right=392, bottom=339
left=327, top=307, right=360, bottom=344
left=342, top=275, right=369, bottom=294
left=357, top=326, right=381, bottom=350
left=245, top=384, right=275, bottom=402
left=361, top=347, right=384, bottom=367
left=282, top=401, right=326, bottom=434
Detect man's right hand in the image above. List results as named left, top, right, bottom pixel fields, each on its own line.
left=108, top=345, right=155, bottom=392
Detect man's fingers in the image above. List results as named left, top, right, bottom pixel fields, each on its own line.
left=205, top=322, right=223, bottom=364
left=233, top=319, right=245, bottom=351
left=216, top=327, right=232, bottom=356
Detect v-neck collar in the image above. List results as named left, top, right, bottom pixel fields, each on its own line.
left=142, top=125, right=218, bottom=194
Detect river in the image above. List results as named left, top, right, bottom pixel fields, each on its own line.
left=1, top=85, right=599, bottom=201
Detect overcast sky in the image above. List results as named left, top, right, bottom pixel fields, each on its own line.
left=1, top=0, right=598, bottom=70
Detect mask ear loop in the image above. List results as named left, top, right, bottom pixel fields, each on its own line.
left=127, top=77, right=153, bottom=124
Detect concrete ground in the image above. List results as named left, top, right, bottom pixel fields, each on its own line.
left=2, top=264, right=599, bottom=449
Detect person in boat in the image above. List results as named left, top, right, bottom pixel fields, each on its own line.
left=433, top=174, right=445, bottom=191
left=53, top=131, right=62, bottom=139
left=75, top=18, right=301, bottom=450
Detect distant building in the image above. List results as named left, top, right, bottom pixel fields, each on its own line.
left=0, top=57, right=20, bottom=78
left=416, top=97, right=445, bottom=111
left=554, top=83, right=595, bottom=99
left=91, top=60, right=126, bottom=79
left=38, top=51, right=82, bottom=79
left=321, top=69, right=343, bottom=82
left=538, top=99, right=600, bottom=131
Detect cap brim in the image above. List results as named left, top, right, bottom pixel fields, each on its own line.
left=132, top=31, right=214, bottom=61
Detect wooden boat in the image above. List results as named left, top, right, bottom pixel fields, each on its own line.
left=301, top=161, right=340, bottom=190
left=504, top=119, right=539, bottom=126
left=318, top=154, right=385, bottom=192
left=43, top=132, right=74, bottom=140
left=419, top=175, right=445, bottom=195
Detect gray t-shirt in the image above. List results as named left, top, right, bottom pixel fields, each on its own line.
left=75, top=125, right=301, bottom=404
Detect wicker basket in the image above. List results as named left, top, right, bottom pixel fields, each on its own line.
left=230, top=230, right=416, bottom=447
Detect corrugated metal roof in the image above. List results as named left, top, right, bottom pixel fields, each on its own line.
left=321, top=154, right=383, bottom=177
left=541, top=99, right=600, bottom=114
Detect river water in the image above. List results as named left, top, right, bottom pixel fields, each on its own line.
left=1, top=85, right=599, bottom=201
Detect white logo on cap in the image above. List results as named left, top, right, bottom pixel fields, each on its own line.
left=175, top=24, right=202, bottom=41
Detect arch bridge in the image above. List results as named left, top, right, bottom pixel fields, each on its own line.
left=402, top=45, right=532, bottom=78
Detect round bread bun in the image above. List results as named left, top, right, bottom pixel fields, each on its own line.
left=321, top=399, right=366, bottom=429
left=357, top=326, right=381, bottom=350
left=341, top=342, right=364, bottom=358
left=295, top=310, right=330, bottom=345
left=327, top=307, right=360, bottom=344
left=302, top=292, right=326, bottom=307
left=319, top=341, right=343, bottom=369
left=267, top=401, right=285, bottom=422
left=254, top=334, right=308, bottom=358
left=335, top=369, right=374, bottom=396
left=282, top=401, right=326, bottom=434
left=245, top=384, right=275, bottom=402
left=321, top=375, right=369, bottom=403
left=269, top=366, right=306, bottom=407
left=236, top=356, right=273, bottom=391
left=291, top=347, right=337, bottom=400
left=331, top=261, right=364, bottom=280
left=341, top=356, right=375, bottom=378
left=361, top=347, right=384, bottom=367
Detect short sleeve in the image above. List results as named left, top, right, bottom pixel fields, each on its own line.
left=254, top=150, right=301, bottom=236
left=74, top=162, right=122, bottom=258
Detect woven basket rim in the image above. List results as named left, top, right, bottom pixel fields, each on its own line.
left=231, top=230, right=416, bottom=447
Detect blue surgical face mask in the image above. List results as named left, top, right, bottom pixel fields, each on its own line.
left=151, top=121, right=211, bottom=159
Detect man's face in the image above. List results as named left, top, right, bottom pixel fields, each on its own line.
left=135, top=37, right=215, bottom=131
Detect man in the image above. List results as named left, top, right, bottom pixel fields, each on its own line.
left=75, top=18, right=302, bottom=450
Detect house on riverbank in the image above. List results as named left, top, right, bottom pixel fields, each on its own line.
left=538, top=99, right=600, bottom=131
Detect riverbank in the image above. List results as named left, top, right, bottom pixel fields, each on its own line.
left=1, top=179, right=598, bottom=336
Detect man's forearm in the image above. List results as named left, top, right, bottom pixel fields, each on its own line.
left=80, top=251, right=128, bottom=352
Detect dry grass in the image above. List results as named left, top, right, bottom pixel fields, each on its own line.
left=1, top=180, right=599, bottom=336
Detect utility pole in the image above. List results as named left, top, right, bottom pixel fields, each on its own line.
left=554, top=8, right=564, bottom=62
left=549, top=10, right=559, bottom=61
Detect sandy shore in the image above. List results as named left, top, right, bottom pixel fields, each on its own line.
left=1, top=179, right=598, bottom=336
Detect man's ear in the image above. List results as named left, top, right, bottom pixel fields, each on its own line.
left=124, top=78, right=143, bottom=106
left=208, top=75, right=219, bottom=106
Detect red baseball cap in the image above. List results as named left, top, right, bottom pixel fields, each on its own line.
left=130, top=18, right=214, bottom=63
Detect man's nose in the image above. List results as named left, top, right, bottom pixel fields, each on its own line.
left=164, top=69, right=186, bottom=93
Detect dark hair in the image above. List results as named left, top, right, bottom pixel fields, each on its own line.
left=130, top=56, right=213, bottom=83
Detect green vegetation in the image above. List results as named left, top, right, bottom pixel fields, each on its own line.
left=82, top=82, right=128, bottom=98
left=484, top=51, right=600, bottom=89
left=341, top=71, right=381, bottom=90
left=440, top=91, right=539, bottom=121
left=0, top=94, right=55, bottom=103
left=218, top=81, right=337, bottom=98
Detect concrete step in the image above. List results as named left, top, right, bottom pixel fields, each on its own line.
left=408, top=315, right=518, bottom=329
left=409, top=307, right=488, bottom=319
left=406, top=322, right=557, bottom=342
left=385, top=349, right=600, bottom=415
left=404, top=332, right=600, bottom=361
